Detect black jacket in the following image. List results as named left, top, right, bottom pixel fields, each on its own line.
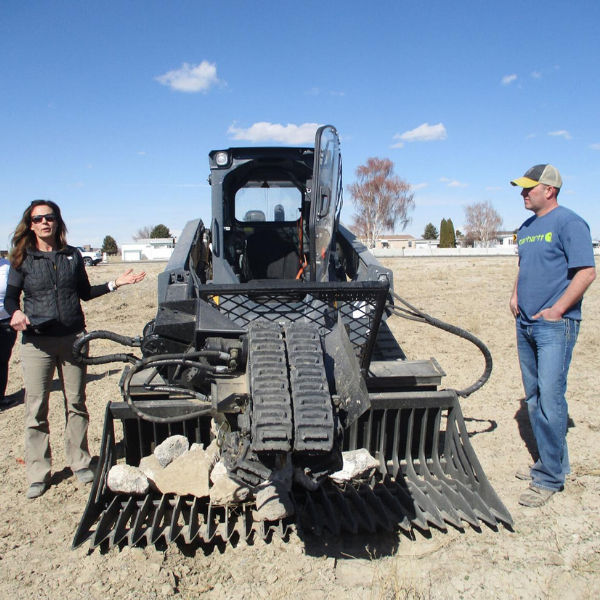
left=5, top=245, right=110, bottom=336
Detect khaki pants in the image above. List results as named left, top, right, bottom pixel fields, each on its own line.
left=20, top=333, right=90, bottom=485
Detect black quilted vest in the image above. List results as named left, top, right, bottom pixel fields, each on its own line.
left=20, top=245, right=86, bottom=335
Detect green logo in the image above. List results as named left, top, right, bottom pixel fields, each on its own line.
left=545, top=232, right=553, bottom=242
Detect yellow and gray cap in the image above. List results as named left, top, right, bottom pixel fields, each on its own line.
left=511, top=164, right=562, bottom=189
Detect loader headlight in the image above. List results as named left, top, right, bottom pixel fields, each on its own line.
left=215, top=152, right=229, bottom=167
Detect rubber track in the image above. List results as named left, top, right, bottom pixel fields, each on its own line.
left=248, top=321, right=293, bottom=452
left=284, top=322, right=334, bottom=452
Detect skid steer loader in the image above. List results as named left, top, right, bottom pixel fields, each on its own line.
left=73, top=125, right=512, bottom=551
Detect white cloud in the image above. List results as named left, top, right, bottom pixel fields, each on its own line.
left=447, top=180, right=469, bottom=188
left=393, top=123, right=447, bottom=145
left=330, top=91, right=345, bottom=97
left=155, top=61, right=222, bottom=93
left=227, top=122, right=321, bottom=144
left=532, top=71, right=542, bottom=79
left=305, top=87, right=320, bottom=96
left=439, top=177, right=450, bottom=183
left=590, top=143, right=600, bottom=150
left=486, top=186, right=502, bottom=191
left=526, top=133, right=537, bottom=139
left=411, top=183, right=428, bottom=191
left=501, top=74, right=517, bottom=85
left=548, top=130, right=572, bottom=140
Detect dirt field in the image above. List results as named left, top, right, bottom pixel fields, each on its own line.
left=1, top=257, right=599, bottom=599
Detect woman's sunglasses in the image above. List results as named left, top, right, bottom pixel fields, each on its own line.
left=31, top=214, right=57, bottom=224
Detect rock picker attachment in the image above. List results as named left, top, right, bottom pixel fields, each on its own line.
left=73, top=126, right=512, bottom=551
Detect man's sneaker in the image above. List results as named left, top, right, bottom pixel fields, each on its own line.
left=518, top=484, right=556, bottom=507
left=26, top=482, right=48, bottom=499
left=74, top=468, right=95, bottom=484
left=515, top=465, right=533, bottom=480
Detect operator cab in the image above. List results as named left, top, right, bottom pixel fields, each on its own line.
left=208, top=125, right=342, bottom=284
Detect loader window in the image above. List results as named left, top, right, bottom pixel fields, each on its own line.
left=235, top=181, right=301, bottom=223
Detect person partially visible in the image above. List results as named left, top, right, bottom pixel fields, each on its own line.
left=5, top=199, right=146, bottom=499
left=0, top=256, right=18, bottom=407
left=509, top=165, right=596, bottom=507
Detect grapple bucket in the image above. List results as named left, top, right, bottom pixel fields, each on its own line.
left=73, top=389, right=512, bottom=551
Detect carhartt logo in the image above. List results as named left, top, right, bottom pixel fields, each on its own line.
left=519, top=232, right=554, bottom=245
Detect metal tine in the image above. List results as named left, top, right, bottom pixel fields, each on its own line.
left=403, top=409, right=446, bottom=530
left=345, top=483, right=376, bottom=533
left=376, top=409, right=388, bottom=476
left=205, top=503, right=219, bottom=542
left=185, top=497, right=201, bottom=544
left=149, top=495, right=171, bottom=545
left=383, top=478, right=429, bottom=531
left=390, top=409, right=402, bottom=479
left=445, top=404, right=512, bottom=526
left=166, top=495, right=187, bottom=544
left=328, top=485, right=358, bottom=534
left=130, top=495, right=156, bottom=546
left=428, top=408, right=481, bottom=528
left=443, top=435, right=499, bottom=527
left=300, top=492, right=323, bottom=536
left=111, top=496, right=137, bottom=546
left=375, top=479, right=412, bottom=532
left=415, top=407, right=464, bottom=530
left=316, top=485, right=341, bottom=535
left=224, top=505, right=235, bottom=541
left=362, top=483, right=394, bottom=531
left=89, top=496, right=126, bottom=550
left=242, top=504, right=254, bottom=541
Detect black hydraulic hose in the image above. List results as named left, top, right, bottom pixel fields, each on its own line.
left=73, top=330, right=141, bottom=365
left=120, top=359, right=213, bottom=424
left=71, top=328, right=232, bottom=424
left=388, top=291, right=493, bottom=398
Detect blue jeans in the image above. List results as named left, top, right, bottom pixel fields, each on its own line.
left=516, top=316, right=580, bottom=491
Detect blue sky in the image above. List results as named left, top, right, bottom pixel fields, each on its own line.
left=2, top=0, right=600, bottom=250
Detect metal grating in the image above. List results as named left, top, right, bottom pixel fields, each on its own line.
left=198, top=280, right=389, bottom=369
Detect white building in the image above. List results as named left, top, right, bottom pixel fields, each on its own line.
left=121, top=238, right=177, bottom=261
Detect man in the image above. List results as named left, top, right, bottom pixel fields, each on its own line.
left=510, top=164, right=596, bottom=507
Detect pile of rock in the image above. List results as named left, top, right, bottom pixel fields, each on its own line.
left=106, top=436, right=380, bottom=522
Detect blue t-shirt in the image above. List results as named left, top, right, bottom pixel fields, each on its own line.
left=517, top=205, right=595, bottom=323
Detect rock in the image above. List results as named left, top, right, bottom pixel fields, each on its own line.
left=154, top=445, right=217, bottom=498
left=329, top=448, right=379, bottom=483
left=210, top=474, right=250, bottom=505
left=139, top=454, right=164, bottom=490
left=154, top=435, right=190, bottom=467
left=190, top=442, right=204, bottom=452
left=107, top=464, right=150, bottom=495
left=210, top=460, right=228, bottom=484
left=255, top=481, right=295, bottom=521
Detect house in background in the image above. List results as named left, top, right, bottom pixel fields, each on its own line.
left=121, top=238, right=177, bottom=261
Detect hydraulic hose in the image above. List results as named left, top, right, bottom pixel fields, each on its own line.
left=388, top=291, right=493, bottom=398
left=72, top=329, right=233, bottom=424
left=73, top=330, right=141, bottom=365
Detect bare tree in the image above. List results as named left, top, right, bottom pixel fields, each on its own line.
left=463, top=200, right=503, bottom=247
left=348, top=158, right=415, bottom=249
left=132, top=225, right=154, bottom=241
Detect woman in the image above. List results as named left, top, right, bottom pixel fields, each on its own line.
left=0, top=256, right=17, bottom=406
left=5, top=200, right=146, bottom=499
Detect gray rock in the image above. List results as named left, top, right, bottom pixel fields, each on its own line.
left=154, top=435, right=190, bottom=467
left=255, top=481, right=295, bottom=521
left=330, top=448, right=380, bottom=483
left=210, top=460, right=228, bottom=484
left=154, top=445, right=217, bottom=498
left=139, top=454, right=164, bottom=491
left=107, top=464, right=150, bottom=495
left=210, top=474, right=250, bottom=505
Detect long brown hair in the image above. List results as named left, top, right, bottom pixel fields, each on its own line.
left=10, top=200, right=68, bottom=268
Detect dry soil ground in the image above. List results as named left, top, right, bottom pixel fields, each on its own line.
left=1, top=257, right=599, bottom=599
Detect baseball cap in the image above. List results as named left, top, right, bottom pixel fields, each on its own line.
left=511, top=164, right=562, bottom=189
